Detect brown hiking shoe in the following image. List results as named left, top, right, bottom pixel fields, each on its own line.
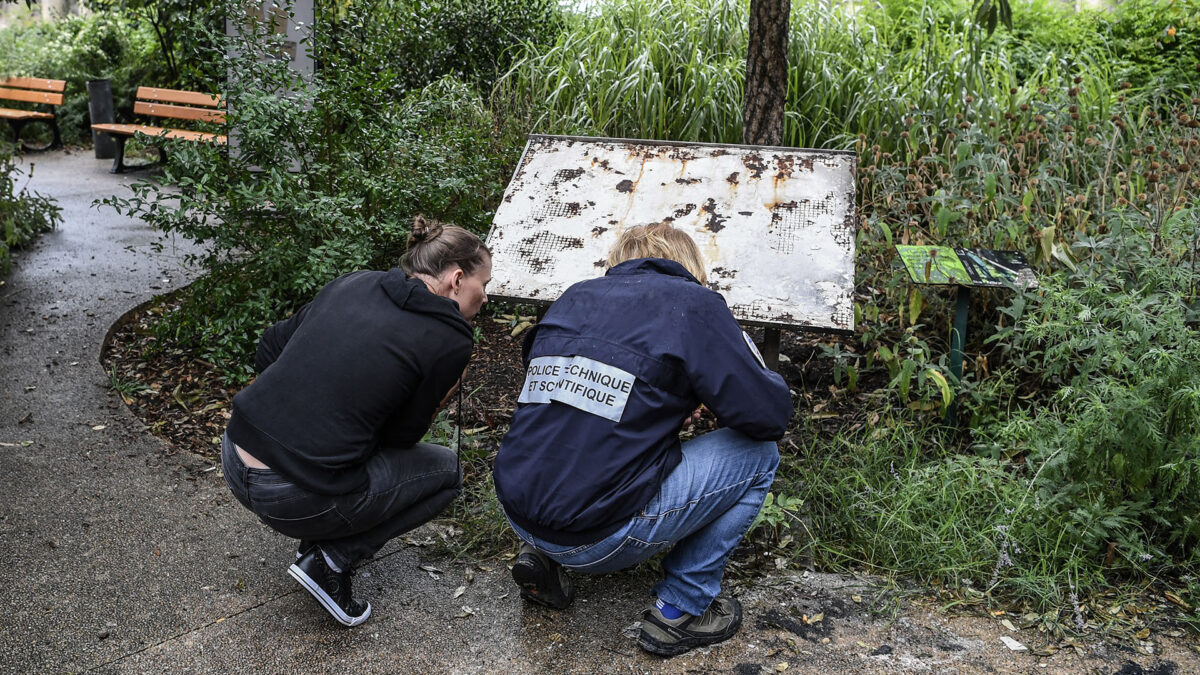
left=638, top=596, right=743, bottom=656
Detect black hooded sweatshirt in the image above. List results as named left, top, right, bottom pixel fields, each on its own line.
left=226, top=269, right=473, bottom=496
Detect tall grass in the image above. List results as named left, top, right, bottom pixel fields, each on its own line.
left=496, top=0, right=1114, bottom=151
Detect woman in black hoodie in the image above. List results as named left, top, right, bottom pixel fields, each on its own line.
left=221, top=216, right=490, bottom=627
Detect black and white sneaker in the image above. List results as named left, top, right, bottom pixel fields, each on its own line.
left=288, top=549, right=372, bottom=627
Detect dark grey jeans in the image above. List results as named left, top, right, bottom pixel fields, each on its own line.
left=221, top=432, right=461, bottom=571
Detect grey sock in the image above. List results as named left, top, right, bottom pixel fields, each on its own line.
left=320, top=549, right=343, bottom=574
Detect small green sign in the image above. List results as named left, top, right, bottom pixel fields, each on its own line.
left=896, top=246, right=1036, bottom=289
left=896, top=246, right=970, bottom=285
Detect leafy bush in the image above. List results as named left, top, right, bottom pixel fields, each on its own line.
left=1102, top=0, right=1200, bottom=98
left=105, top=0, right=527, bottom=381
left=344, top=0, right=564, bottom=94
left=1, top=144, right=63, bottom=275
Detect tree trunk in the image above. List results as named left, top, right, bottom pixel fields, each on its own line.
left=742, top=0, right=790, bottom=147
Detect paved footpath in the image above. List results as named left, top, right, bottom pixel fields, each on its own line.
left=1, top=151, right=1193, bottom=674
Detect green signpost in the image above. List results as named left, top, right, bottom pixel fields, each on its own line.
left=895, top=245, right=1037, bottom=424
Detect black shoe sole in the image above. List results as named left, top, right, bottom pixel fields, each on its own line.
left=288, top=563, right=372, bottom=627
left=511, top=558, right=574, bottom=610
left=637, top=614, right=743, bottom=656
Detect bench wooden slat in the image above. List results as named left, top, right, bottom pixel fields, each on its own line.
left=136, top=86, right=221, bottom=108
left=0, top=77, right=66, bottom=92
left=91, top=122, right=227, bottom=145
left=0, top=108, right=54, bottom=121
left=0, top=87, right=64, bottom=106
left=133, top=101, right=226, bottom=123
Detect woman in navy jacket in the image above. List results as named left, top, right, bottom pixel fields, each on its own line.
left=494, top=223, right=792, bottom=656
left=222, top=216, right=490, bottom=627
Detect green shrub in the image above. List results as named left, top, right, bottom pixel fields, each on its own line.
left=1102, top=0, right=1200, bottom=98
left=105, top=0, right=527, bottom=382
left=346, top=0, right=564, bottom=94
left=1, top=144, right=63, bottom=276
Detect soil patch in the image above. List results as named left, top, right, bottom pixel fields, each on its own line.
left=99, top=296, right=864, bottom=462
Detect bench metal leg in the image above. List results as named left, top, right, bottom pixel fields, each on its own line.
left=110, top=136, right=168, bottom=174
left=110, top=135, right=129, bottom=173
left=9, top=119, right=62, bottom=152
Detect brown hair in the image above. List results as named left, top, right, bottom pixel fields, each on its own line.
left=607, top=223, right=708, bottom=285
left=400, top=215, right=491, bottom=278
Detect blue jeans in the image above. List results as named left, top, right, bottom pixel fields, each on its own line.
left=222, top=432, right=461, bottom=571
left=507, top=428, right=779, bottom=616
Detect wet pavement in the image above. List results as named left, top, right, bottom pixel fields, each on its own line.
left=1, top=150, right=1196, bottom=674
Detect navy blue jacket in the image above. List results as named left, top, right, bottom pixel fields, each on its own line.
left=227, top=269, right=473, bottom=495
left=493, top=258, right=793, bottom=545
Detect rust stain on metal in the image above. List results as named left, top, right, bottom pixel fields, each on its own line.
left=726, top=172, right=740, bottom=185
left=591, top=226, right=608, bottom=237
left=566, top=202, right=582, bottom=215
left=699, top=198, right=728, bottom=233
left=675, top=177, right=700, bottom=185
left=674, top=203, right=697, bottom=219
left=616, top=179, right=635, bottom=193
left=742, top=153, right=768, bottom=179
left=774, top=156, right=795, bottom=180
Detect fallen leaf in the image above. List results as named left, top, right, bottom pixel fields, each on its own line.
left=92, top=425, right=106, bottom=431
left=852, top=595, right=862, bottom=603
left=775, top=663, right=789, bottom=672
left=999, top=636, right=1027, bottom=651
left=1001, top=619, right=1017, bottom=632
left=454, top=605, right=475, bottom=619
left=1164, top=591, right=1192, bottom=611
left=1031, top=645, right=1060, bottom=657
left=1135, top=628, right=1151, bottom=640
left=453, top=585, right=467, bottom=599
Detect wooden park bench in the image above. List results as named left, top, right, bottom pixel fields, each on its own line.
left=90, top=86, right=226, bottom=173
left=0, top=77, right=66, bottom=151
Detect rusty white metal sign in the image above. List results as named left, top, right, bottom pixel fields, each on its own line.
left=486, top=135, right=857, bottom=332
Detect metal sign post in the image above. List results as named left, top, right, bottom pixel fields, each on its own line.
left=486, top=135, right=858, bottom=367
left=895, top=245, right=1037, bottom=424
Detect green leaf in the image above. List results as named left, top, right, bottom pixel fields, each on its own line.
left=908, top=287, right=924, bottom=324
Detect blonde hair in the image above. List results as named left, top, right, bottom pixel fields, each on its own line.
left=607, top=223, right=707, bottom=285
left=400, top=215, right=491, bottom=277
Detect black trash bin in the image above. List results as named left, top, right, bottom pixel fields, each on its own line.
left=87, top=78, right=118, bottom=160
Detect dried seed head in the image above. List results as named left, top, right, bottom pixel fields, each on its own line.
left=1020, top=104, right=1030, bottom=112
left=1068, top=87, right=1079, bottom=97
left=1074, top=76, right=1082, bottom=84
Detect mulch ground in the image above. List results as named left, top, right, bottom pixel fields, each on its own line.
left=100, top=296, right=865, bottom=464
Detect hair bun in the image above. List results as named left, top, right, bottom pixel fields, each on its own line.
left=408, top=215, right=445, bottom=247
